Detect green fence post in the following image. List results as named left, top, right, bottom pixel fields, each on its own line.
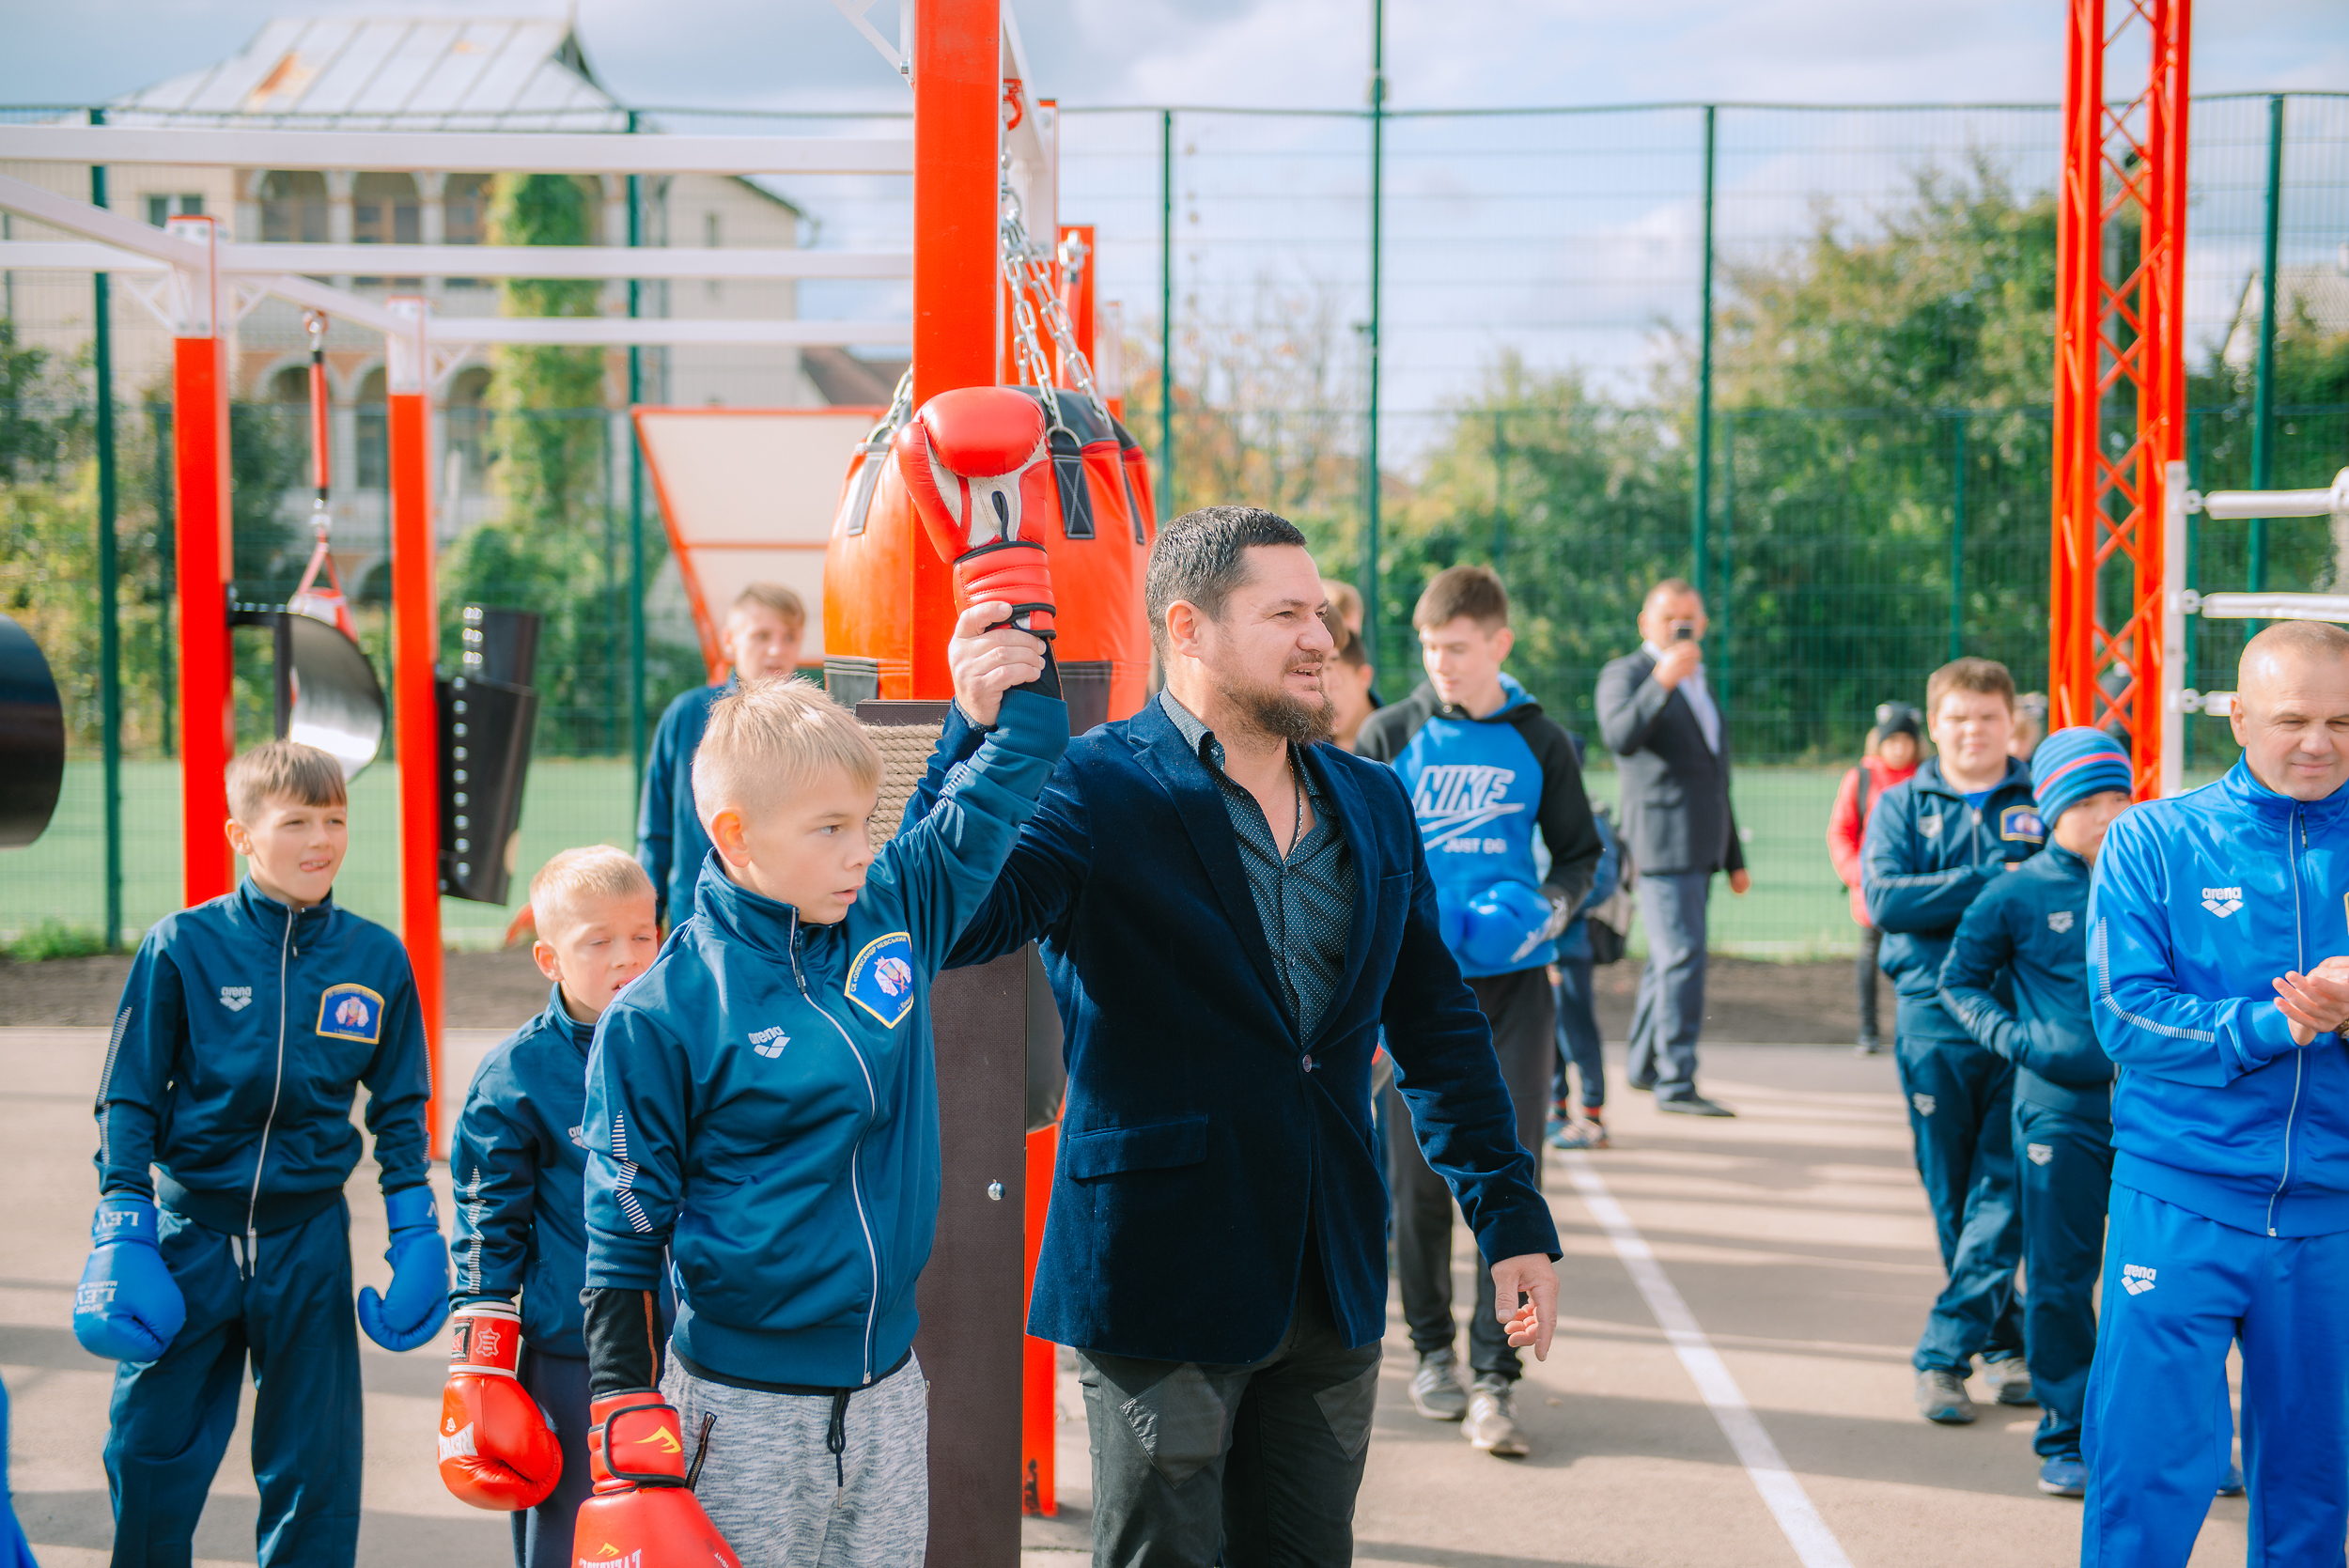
left=92, top=106, right=123, bottom=948
left=2185, top=407, right=2202, bottom=775
left=1717, top=410, right=1733, bottom=725
left=626, top=111, right=647, bottom=803
left=1159, top=108, right=1174, bottom=527
left=1949, top=411, right=1967, bottom=663
left=1362, top=0, right=1387, bottom=671
left=1693, top=104, right=1718, bottom=605
left=2248, top=93, right=2284, bottom=594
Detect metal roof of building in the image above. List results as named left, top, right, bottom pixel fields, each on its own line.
left=108, top=17, right=629, bottom=131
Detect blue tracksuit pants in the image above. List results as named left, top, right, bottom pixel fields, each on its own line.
left=1894, top=1026, right=2024, bottom=1372
left=512, top=1348, right=592, bottom=1568
left=2085, top=1187, right=2349, bottom=1568
left=103, top=1201, right=364, bottom=1568
left=2015, top=1098, right=2110, bottom=1459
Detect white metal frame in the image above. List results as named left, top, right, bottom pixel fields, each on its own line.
left=0, top=240, right=910, bottom=281
left=0, top=125, right=911, bottom=176
left=2159, top=461, right=2349, bottom=792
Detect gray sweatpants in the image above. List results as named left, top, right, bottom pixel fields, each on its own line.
left=659, top=1352, right=928, bottom=1568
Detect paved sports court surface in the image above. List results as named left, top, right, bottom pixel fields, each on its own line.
left=0, top=1030, right=2248, bottom=1567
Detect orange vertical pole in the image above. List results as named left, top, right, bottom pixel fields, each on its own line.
left=911, top=0, right=1002, bottom=701
left=165, top=215, right=234, bottom=906
left=1020, top=1122, right=1059, bottom=1516
left=2050, top=0, right=2189, bottom=799
left=2050, top=0, right=2102, bottom=737
left=386, top=297, right=445, bottom=1157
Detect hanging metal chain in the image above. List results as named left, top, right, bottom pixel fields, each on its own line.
left=1000, top=178, right=1108, bottom=426
left=864, top=364, right=914, bottom=450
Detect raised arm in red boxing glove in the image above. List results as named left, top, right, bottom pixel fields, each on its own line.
left=893, top=387, right=1058, bottom=644
left=437, top=1300, right=563, bottom=1511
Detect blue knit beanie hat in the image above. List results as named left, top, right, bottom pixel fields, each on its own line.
left=2030, top=726, right=2132, bottom=827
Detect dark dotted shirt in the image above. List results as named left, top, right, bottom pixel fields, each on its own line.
left=1159, top=691, right=1357, bottom=1041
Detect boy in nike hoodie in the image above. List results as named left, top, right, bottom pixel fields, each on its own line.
left=580, top=604, right=1066, bottom=1566
left=1357, top=566, right=1601, bottom=1458
left=79, top=740, right=447, bottom=1568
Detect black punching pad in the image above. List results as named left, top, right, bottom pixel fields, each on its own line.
left=0, top=613, right=66, bottom=849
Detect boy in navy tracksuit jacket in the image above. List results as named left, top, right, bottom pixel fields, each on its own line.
left=1862, top=659, right=2041, bottom=1424
left=2082, top=623, right=2349, bottom=1565
left=1937, top=728, right=2134, bottom=1496
left=448, top=846, right=661, bottom=1567
left=638, top=582, right=806, bottom=927
left=581, top=613, right=1066, bottom=1564
left=78, top=741, right=448, bottom=1568
left=1357, top=567, right=1600, bottom=1453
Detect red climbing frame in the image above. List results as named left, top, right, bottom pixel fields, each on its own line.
left=2050, top=0, right=2190, bottom=800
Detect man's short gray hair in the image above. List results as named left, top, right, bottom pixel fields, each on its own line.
left=1143, top=505, right=1309, bottom=660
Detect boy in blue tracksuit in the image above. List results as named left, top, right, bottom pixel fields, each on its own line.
left=1357, top=566, right=1601, bottom=1455
left=2083, top=621, right=2349, bottom=1566
left=78, top=740, right=448, bottom=1568
left=1938, top=727, right=2135, bottom=1497
left=581, top=607, right=1066, bottom=1562
left=1863, top=657, right=2042, bottom=1425
left=638, top=582, right=806, bottom=928
left=449, top=846, right=661, bottom=1567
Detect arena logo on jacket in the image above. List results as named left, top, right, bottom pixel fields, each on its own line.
left=1410, top=764, right=1525, bottom=852
left=2000, top=805, right=2045, bottom=844
left=846, top=933, right=918, bottom=1029
left=317, top=982, right=384, bottom=1044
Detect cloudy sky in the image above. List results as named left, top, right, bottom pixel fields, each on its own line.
left=3, top=0, right=2341, bottom=113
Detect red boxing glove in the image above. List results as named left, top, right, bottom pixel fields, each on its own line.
left=437, top=1301, right=562, bottom=1512
left=569, top=1389, right=741, bottom=1568
left=894, top=387, right=1057, bottom=639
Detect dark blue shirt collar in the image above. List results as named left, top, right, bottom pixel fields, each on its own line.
left=541, top=983, right=596, bottom=1053
left=232, top=876, right=335, bottom=939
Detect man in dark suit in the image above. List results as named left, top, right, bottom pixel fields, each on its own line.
left=907, top=506, right=1561, bottom=1567
left=1595, top=578, right=1750, bottom=1117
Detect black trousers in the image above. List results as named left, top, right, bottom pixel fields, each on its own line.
left=1385, top=965, right=1552, bottom=1383
left=1857, top=925, right=1884, bottom=1041
left=1081, top=1249, right=1382, bottom=1568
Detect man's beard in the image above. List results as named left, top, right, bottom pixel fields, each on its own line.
left=1216, top=660, right=1336, bottom=747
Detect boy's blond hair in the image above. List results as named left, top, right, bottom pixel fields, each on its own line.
left=1925, top=657, right=2015, bottom=716
left=731, top=582, right=807, bottom=637
left=226, top=740, right=347, bottom=825
left=531, top=846, right=655, bottom=939
left=692, top=680, right=882, bottom=824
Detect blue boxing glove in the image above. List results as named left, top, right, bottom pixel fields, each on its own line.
left=72, top=1197, right=186, bottom=1363
left=1458, top=882, right=1563, bottom=975
left=357, top=1186, right=450, bottom=1352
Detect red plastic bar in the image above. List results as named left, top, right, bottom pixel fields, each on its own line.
left=388, top=366, right=443, bottom=1156
left=166, top=215, right=234, bottom=906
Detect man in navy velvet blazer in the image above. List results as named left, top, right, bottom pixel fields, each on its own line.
left=908, top=506, right=1561, bottom=1566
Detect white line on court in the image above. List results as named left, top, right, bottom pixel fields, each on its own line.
left=1560, top=1149, right=1856, bottom=1568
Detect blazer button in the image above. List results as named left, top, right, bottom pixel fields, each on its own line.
left=1301, top=1054, right=1315, bottom=1072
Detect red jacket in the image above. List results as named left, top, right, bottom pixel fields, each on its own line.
left=1828, top=754, right=1919, bottom=925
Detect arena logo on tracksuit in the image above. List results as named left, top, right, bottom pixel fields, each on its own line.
left=748, top=1025, right=789, bottom=1060
left=2202, top=887, right=2244, bottom=918
left=2122, top=1264, right=2157, bottom=1296
left=1410, top=764, right=1526, bottom=852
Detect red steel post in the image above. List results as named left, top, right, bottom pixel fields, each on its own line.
left=910, top=0, right=1003, bottom=700
left=385, top=296, right=445, bottom=1157
left=165, top=215, right=235, bottom=905
left=2050, top=0, right=2191, bottom=800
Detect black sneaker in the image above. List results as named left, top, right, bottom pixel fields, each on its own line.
left=1916, top=1369, right=1976, bottom=1424
left=1657, top=1094, right=1735, bottom=1118
left=1855, top=1032, right=1883, bottom=1056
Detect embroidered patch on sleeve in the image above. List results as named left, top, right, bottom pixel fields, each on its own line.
left=318, top=982, right=385, bottom=1044
left=844, top=932, right=918, bottom=1029
left=2000, top=805, right=2046, bottom=843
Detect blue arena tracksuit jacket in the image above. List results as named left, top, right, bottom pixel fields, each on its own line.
left=1864, top=755, right=2046, bottom=1040
left=95, top=879, right=431, bottom=1237
left=450, top=986, right=597, bottom=1359
left=1355, top=676, right=1602, bottom=979
left=1939, top=843, right=2112, bottom=1118
left=2090, top=760, right=2349, bottom=1238
left=638, top=676, right=732, bottom=928
left=583, top=688, right=1069, bottom=1389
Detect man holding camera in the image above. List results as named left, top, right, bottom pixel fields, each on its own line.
left=1595, top=580, right=1750, bottom=1116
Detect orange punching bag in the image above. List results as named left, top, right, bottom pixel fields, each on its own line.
left=824, top=384, right=1156, bottom=733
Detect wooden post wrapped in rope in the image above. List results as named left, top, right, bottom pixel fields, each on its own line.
left=865, top=722, right=948, bottom=846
